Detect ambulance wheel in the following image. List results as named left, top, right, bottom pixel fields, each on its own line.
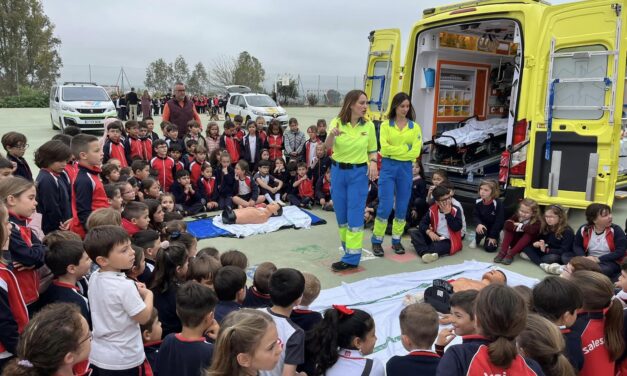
left=462, top=151, right=471, bottom=165
left=433, top=147, right=445, bottom=163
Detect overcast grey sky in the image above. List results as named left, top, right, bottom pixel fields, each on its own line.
left=41, top=0, right=571, bottom=91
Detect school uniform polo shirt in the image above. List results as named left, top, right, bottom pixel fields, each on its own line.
left=328, top=117, right=377, bottom=164
left=386, top=350, right=439, bottom=376
left=155, top=333, right=214, bottom=376
left=379, top=119, right=423, bottom=161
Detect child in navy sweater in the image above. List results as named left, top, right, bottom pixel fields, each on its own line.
left=437, top=285, right=544, bottom=375
left=1, top=131, right=32, bottom=181
left=215, top=152, right=236, bottom=209
left=406, top=160, right=428, bottom=229
left=156, top=281, right=217, bottom=376
left=243, top=261, right=276, bottom=308
left=523, top=205, right=575, bottom=274
left=0, top=177, right=46, bottom=305
left=213, top=266, right=246, bottom=324
left=532, top=276, right=584, bottom=372
left=140, top=307, right=162, bottom=373
left=170, top=170, right=204, bottom=215
left=36, top=239, right=92, bottom=328
left=470, top=179, right=504, bottom=253
left=291, top=272, right=323, bottom=332
left=387, top=303, right=440, bottom=376
left=34, top=140, right=73, bottom=234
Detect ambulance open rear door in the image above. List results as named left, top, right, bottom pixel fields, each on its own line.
left=364, top=29, right=402, bottom=123
left=525, top=0, right=627, bottom=209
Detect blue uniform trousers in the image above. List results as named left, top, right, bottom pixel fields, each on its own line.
left=372, top=158, right=413, bottom=245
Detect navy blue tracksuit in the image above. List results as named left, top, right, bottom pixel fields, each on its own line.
left=36, top=169, right=72, bottom=234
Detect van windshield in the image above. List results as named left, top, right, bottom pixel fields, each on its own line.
left=62, top=87, right=110, bottom=101
left=246, top=95, right=276, bottom=107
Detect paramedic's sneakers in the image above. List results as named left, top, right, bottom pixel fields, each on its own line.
left=468, top=239, right=477, bottom=249
left=392, top=243, right=405, bottom=255
left=421, top=253, right=439, bottom=264
left=331, top=261, right=358, bottom=272
left=372, top=243, right=384, bottom=257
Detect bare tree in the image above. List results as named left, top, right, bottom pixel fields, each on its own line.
left=209, top=55, right=235, bottom=91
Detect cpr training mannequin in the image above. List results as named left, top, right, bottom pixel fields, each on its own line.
left=403, top=269, right=507, bottom=312
left=221, top=202, right=283, bottom=225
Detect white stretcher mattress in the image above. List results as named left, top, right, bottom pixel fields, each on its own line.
left=435, top=117, right=508, bottom=147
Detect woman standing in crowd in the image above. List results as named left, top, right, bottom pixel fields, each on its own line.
left=371, top=92, right=422, bottom=256
left=141, top=90, right=151, bottom=119
left=326, top=90, right=378, bottom=271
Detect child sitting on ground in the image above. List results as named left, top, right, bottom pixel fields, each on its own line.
left=220, top=249, right=248, bottom=270
left=315, top=168, right=333, bottom=211
left=409, top=186, right=463, bottom=264
left=150, top=139, right=176, bottom=193
left=470, top=179, right=504, bottom=253
left=288, top=162, right=314, bottom=209
left=243, top=262, right=277, bottom=308
left=170, top=170, right=204, bottom=215
left=84, top=226, right=154, bottom=374
left=189, top=145, right=208, bottom=185
left=232, top=160, right=264, bottom=208
left=532, top=276, right=584, bottom=372
left=215, top=152, right=235, bottom=209
left=213, top=265, right=247, bottom=324
left=290, top=272, right=322, bottom=332
left=523, top=204, right=574, bottom=275
left=387, top=303, right=440, bottom=376
left=255, top=160, right=285, bottom=206
left=197, top=163, right=219, bottom=211
left=121, top=201, right=150, bottom=236
left=156, top=281, right=218, bottom=376
left=494, top=198, right=542, bottom=265
left=36, top=239, right=92, bottom=328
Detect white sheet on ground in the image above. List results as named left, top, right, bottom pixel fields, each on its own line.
left=310, top=260, right=538, bottom=364
left=435, top=118, right=508, bottom=147
left=212, top=205, right=312, bottom=238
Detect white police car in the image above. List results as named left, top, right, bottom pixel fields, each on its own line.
left=50, top=82, right=117, bottom=132
left=225, top=92, right=288, bottom=126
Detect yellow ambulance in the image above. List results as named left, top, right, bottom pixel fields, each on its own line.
left=365, top=0, right=627, bottom=209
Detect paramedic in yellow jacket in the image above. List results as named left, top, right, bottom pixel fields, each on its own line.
left=326, top=90, right=378, bottom=271
left=371, top=92, right=423, bottom=256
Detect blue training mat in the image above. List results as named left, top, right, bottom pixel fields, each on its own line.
left=187, top=208, right=327, bottom=239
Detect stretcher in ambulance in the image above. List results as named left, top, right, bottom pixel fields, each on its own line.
left=364, top=0, right=627, bottom=209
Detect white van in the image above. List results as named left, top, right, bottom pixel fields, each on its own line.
left=225, top=92, right=289, bottom=126
left=50, top=82, right=117, bottom=132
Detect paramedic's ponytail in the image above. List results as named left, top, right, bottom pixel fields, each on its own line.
left=474, top=285, right=527, bottom=368
left=572, top=270, right=625, bottom=360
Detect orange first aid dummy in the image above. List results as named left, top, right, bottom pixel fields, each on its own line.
left=221, top=203, right=282, bottom=225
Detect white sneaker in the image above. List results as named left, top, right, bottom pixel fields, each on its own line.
left=468, top=239, right=477, bottom=249
left=519, top=252, right=530, bottom=261
left=276, top=199, right=287, bottom=207
left=421, top=253, right=439, bottom=264
left=540, top=263, right=551, bottom=273
left=547, top=263, right=563, bottom=275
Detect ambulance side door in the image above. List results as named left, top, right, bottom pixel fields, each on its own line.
left=526, top=0, right=627, bottom=208
left=364, top=29, right=402, bottom=122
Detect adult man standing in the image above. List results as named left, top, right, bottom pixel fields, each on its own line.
left=126, top=87, right=139, bottom=120
left=162, top=82, right=202, bottom=139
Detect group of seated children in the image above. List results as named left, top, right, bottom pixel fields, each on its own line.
left=401, top=168, right=626, bottom=282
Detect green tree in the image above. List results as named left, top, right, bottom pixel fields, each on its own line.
left=0, top=0, right=62, bottom=95
left=144, top=58, right=173, bottom=93
left=188, top=62, right=209, bottom=94
left=232, top=51, right=265, bottom=92
left=326, top=89, right=341, bottom=106
left=278, top=78, right=298, bottom=104
left=172, top=55, right=190, bottom=85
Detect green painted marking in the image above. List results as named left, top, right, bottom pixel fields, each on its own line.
left=289, top=244, right=331, bottom=261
